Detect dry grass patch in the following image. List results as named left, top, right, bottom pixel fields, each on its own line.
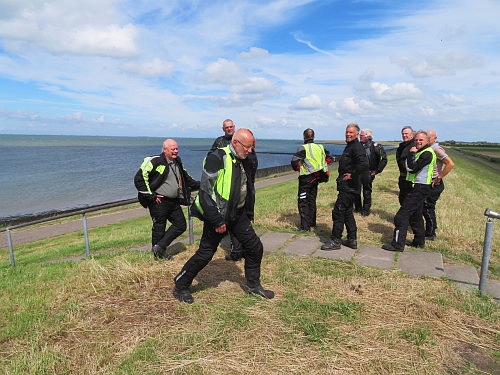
left=2, top=250, right=495, bottom=375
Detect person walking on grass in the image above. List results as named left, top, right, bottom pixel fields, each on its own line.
left=423, top=129, right=455, bottom=240
left=321, top=123, right=368, bottom=251
left=134, top=139, right=200, bottom=260
left=210, top=119, right=258, bottom=261
left=354, top=128, right=387, bottom=217
left=291, top=128, right=332, bottom=232
left=173, top=129, right=273, bottom=304
left=382, top=130, right=437, bottom=252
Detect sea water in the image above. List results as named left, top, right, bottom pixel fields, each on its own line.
left=0, top=134, right=348, bottom=221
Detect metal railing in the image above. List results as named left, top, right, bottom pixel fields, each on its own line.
left=1, top=165, right=298, bottom=267
left=0, top=198, right=197, bottom=268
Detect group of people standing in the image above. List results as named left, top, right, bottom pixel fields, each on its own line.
left=382, top=127, right=454, bottom=251
left=291, top=124, right=453, bottom=253
left=134, top=121, right=453, bottom=304
left=291, top=123, right=388, bottom=251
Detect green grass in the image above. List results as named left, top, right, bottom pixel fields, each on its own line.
left=0, top=149, right=499, bottom=374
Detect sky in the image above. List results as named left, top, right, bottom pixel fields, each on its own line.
left=0, top=0, right=499, bottom=142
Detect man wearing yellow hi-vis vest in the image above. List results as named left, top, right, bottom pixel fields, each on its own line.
left=173, top=129, right=274, bottom=304
left=291, top=128, right=332, bottom=232
left=383, top=130, right=437, bottom=252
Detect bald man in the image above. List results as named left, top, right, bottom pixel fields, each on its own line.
left=173, top=129, right=274, bottom=304
left=422, top=130, right=454, bottom=240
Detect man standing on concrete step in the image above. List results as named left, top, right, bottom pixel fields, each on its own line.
left=382, top=130, right=436, bottom=252
left=321, top=123, right=368, bottom=251
left=291, top=128, right=331, bottom=232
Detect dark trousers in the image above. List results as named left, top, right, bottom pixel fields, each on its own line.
left=174, top=211, right=264, bottom=290
left=391, top=184, right=431, bottom=249
left=354, top=172, right=374, bottom=213
left=331, top=190, right=358, bottom=241
left=297, top=180, right=319, bottom=230
left=148, top=198, right=187, bottom=249
left=398, top=175, right=413, bottom=205
left=229, top=232, right=242, bottom=253
left=423, top=181, right=445, bottom=237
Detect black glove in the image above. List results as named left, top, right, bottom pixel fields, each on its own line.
left=148, top=193, right=157, bottom=203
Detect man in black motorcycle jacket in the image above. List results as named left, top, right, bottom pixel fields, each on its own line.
left=134, top=138, right=199, bottom=260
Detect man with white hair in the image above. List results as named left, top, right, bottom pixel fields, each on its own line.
left=422, top=129, right=454, bottom=240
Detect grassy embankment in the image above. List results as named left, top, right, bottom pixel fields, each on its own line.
left=449, top=143, right=500, bottom=165
left=0, top=149, right=499, bottom=374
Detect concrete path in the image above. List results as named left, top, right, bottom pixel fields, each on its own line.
left=260, top=231, right=499, bottom=302
left=2, top=171, right=498, bottom=302
left=127, top=230, right=499, bottom=302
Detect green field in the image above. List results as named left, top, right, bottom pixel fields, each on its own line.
left=449, top=144, right=500, bottom=164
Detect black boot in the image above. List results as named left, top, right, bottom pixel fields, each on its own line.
left=245, top=268, right=274, bottom=299
left=225, top=251, right=244, bottom=261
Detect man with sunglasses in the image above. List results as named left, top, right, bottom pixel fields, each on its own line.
left=173, top=129, right=273, bottom=304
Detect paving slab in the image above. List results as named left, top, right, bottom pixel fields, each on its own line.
left=483, top=279, right=500, bottom=302
left=398, top=251, right=444, bottom=278
left=260, top=231, right=295, bottom=252
left=356, top=245, right=395, bottom=270
left=444, top=264, right=479, bottom=292
left=279, top=236, right=322, bottom=256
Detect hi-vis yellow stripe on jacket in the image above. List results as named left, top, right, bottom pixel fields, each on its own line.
left=194, top=146, right=234, bottom=217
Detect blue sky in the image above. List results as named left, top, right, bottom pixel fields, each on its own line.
left=0, top=0, right=499, bottom=142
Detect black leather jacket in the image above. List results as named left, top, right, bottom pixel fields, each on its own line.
left=336, top=138, right=369, bottom=193
left=361, top=139, right=388, bottom=174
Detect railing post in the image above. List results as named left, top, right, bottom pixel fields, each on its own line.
left=479, top=208, right=499, bottom=294
left=6, top=228, right=16, bottom=268
left=479, top=218, right=494, bottom=294
left=82, top=213, right=91, bottom=257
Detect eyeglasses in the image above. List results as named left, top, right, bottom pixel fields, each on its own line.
left=237, top=140, right=254, bottom=151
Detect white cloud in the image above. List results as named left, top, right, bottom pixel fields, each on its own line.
left=239, top=47, right=269, bottom=59
left=203, top=58, right=243, bottom=84
left=340, top=97, right=375, bottom=114
left=291, top=94, right=323, bottom=110
left=230, top=77, right=276, bottom=95
left=391, top=53, right=481, bottom=78
left=0, top=0, right=137, bottom=57
left=421, top=106, right=436, bottom=116
left=122, top=58, right=176, bottom=77
left=442, top=93, right=466, bottom=105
